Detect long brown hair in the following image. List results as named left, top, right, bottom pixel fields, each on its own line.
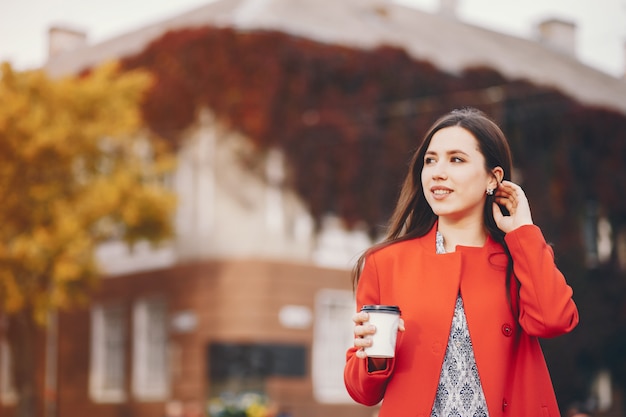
left=352, top=107, right=514, bottom=288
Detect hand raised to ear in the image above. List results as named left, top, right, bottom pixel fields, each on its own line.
left=492, top=180, right=533, bottom=233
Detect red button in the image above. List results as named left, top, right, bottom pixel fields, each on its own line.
left=502, top=324, right=513, bottom=337
left=502, top=398, right=508, bottom=411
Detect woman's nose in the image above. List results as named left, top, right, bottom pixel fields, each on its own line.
left=431, top=161, right=447, bottom=179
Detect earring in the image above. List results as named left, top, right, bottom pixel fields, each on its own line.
left=486, top=188, right=495, bottom=196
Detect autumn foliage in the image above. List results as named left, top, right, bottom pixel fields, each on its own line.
left=0, top=61, right=176, bottom=417
left=122, top=27, right=626, bottom=238
left=0, top=61, right=175, bottom=319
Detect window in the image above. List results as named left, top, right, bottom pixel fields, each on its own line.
left=311, top=289, right=355, bottom=403
left=0, top=340, right=16, bottom=405
left=265, top=148, right=285, bottom=234
left=208, top=342, right=306, bottom=400
left=583, top=202, right=613, bottom=268
left=132, top=297, right=169, bottom=400
left=90, top=303, right=126, bottom=402
left=596, top=216, right=613, bottom=264
left=591, top=369, right=612, bottom=412
left=209, top=343, right=306, bottom=381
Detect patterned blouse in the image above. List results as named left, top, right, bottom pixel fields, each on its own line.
left=432, top=231, right=489, bottom=417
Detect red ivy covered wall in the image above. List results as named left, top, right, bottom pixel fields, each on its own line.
left=121, top=26, right=626, bottom=240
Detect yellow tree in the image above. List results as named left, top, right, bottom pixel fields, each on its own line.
left=0, top=61, right=176, bottom=417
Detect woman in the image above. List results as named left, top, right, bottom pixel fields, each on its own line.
left=344, top=108, right=579, bottom=417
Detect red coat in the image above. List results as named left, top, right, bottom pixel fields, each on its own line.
left=344, top=224, right=579, bottom=417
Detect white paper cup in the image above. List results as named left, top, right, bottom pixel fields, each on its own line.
left=361, top=305, right=401, bottom=358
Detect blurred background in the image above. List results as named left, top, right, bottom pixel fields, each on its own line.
left=1, top=1, right=625, bottom=416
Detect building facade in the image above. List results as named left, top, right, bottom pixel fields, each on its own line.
left=2, top=0, right=626, bottom=416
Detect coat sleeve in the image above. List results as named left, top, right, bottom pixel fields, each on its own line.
left=505, top=224, right=579, bottom=338
left=343, top=253, right=396, bottom=406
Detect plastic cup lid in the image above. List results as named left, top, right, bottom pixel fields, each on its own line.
left=361, top=305, right=401, bottom=314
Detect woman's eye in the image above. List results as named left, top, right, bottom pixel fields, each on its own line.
left=424, top=157, right=435, bottom=164
left=451, top=156, right=464, bottom=163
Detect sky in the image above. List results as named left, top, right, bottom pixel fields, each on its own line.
left=0, top=0, right=625, bottom=77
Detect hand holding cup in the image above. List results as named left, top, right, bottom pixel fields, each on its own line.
left=353, top=305, right=404, bottom=359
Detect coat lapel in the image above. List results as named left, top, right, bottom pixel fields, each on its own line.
left=386, top=227, right=463, bottom=414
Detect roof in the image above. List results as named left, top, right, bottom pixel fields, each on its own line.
left=44, top=0, right=626, bottom=114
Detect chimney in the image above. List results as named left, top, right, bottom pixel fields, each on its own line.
left=48, top=26, right=87, bottom=59
left=537, top=18, right=577, bottom=57
left=439, top=0, right=458, bottom=19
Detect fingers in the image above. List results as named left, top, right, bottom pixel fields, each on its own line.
left=353, top=311, right=369, bottom=325
left=355, top=348, right=368, bottom=359
left=353, top=327, right=374, bottom=358
left=353, top=313, right=406, bottom=359
left=493, top=181, right=522, bottom=211
left=491, top=180, right=533, bottom=232
left=353, top=311, right=374, bottom=352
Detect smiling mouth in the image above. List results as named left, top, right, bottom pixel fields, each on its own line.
left=432, top=189, right=451, bottom=195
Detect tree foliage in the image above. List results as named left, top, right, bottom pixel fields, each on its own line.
left=0, top=61, right=175, bottom=319
left=0, top=61, right=176, bottom=416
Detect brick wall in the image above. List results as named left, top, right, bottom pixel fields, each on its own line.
left=28, top=259, right=375, bottom=417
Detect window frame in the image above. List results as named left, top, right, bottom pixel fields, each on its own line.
left=311, top=288, right=355, bottom=403
left=89, top=302, right=127, bottom=403
left=132, top=296, right=169, bottom=401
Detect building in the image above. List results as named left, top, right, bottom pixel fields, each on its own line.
left=2, top=0, right=625, bottom=416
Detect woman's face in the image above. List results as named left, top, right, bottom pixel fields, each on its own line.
left=421, top=126, right=495, bottom=224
